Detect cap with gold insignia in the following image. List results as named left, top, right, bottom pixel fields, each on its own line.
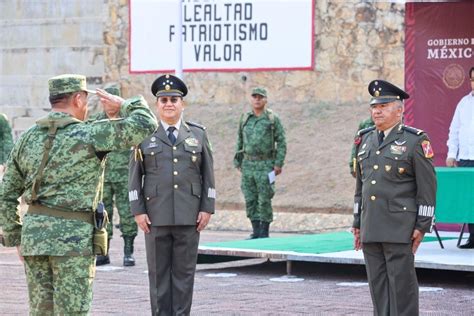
left=48, top=74, right=95, bottom=97
left=151, top=74, right=188, bottom=98
left=104, top=86, right=121, bottom=97
left=251, top=87, right=267, bottom=97
left=368, top=80, right=409, bottom=106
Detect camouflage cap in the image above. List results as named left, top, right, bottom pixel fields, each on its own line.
left=48, top=74, right=95, bottom=97
left=104, top=86, right=121, bottom=97
left=251, top=87, right=267, bottom=97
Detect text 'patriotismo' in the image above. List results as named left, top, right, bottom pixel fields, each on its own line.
left=169, top=3, right=267, bottom=62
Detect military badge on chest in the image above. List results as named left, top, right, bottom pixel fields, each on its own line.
left=185, top=137, right=199, bottom=147
left=185, top=137, right=199, bottom=162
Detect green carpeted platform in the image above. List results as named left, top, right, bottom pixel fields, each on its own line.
left=203, top=231, right=454, bottom=254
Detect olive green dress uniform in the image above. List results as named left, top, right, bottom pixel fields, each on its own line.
left=0, top=74, right=157, bottom=315
left=353, top=80, right=436, bottom=316
left=128, top=75, right=215, bottom=316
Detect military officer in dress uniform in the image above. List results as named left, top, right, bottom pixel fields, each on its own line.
left=352, top=80, right=437, bottom=316
left=128, top=74, right=215, bottom=316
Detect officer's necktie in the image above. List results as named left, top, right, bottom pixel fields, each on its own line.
left=378, top=131, right=385, bottom=145
left=167, top=126, right=177, bottom=144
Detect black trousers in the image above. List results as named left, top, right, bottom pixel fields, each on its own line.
left=145, top=226, right=200, bottom=316
left=458, top=160, right=474, bottom=238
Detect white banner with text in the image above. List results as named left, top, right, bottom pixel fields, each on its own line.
left=130, top=0, right=314, bottom=73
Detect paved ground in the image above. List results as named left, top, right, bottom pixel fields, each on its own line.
left=1, top=229, right=473, bottom=315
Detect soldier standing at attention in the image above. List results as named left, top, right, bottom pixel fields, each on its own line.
left=234, top=87, right=286, bottom=239
left=128, top=74, right=215, bottom=316
left=352, top=80, right=436, bottom=316
left=0, top=113, right=14, bottom=174
left=0, top=74, right=157, bottom=315
left=91, top=86, right=138, bottom=267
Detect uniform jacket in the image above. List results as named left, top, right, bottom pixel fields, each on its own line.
left=129, top=121, right=215, bottom=226
left=352, top=123, right=437, bottom=243
left=234, top=108, right=286, bottom=168
left=0, top=96, right=157, bottom=255
left=89, top=112, right=130, bottom=183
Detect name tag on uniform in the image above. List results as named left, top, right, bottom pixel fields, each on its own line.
left=148, top=142, right=158, bottom=148
left=390, top=145, right=406, bottom=155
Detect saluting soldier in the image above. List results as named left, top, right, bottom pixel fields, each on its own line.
left=0, top=74, right=157, bottom=315
left=128, top=74, right=215, bottom=316
left=90, top=86, right=138, bottom=267
left=352, top=80, right=437, bottom=316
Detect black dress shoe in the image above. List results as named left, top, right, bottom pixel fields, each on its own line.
left=458, top=240, right=474, bottom=249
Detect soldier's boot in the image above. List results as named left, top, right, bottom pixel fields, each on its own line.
left=96, top=238, right=111, bottom=266
left=259, top=222, right=270, bottom=238
left=123, top=236, right=136, bottom=267
left=247, top=220, right=261, bottom=239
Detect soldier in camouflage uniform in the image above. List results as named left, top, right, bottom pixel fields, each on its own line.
left=234, top=87, right=286, bottom=239
left=90, top=86, right=138, bottom=267
left=349, top=117, right=374, bottom=177
left=0, top=74, right=157, bottom=315
left=352, top=80, right=436, bottom=315
left=0, top=113, right=14, bottom=171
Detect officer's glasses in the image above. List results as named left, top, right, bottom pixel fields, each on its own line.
left=158, top=97, right=181, bottom=104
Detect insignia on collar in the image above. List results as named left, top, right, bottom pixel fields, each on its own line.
left=185, top=138, right=199, bottom=146
left=362, top=143, right=367, bottom=149
left=385, top=165, right=392, bottom=172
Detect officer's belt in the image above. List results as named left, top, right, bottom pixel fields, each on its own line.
left=243, top=154, right=273, bottom=161
left=28, top=204, right=94, bottom=226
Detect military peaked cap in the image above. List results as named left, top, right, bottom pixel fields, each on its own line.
left=368, top=80, right=409, bottom=106
left=151, top=74, right=188, bottom=97
left=48, top=74, right=95, bottom=97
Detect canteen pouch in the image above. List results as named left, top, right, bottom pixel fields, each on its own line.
left=93, top=227, right=108, bottom=256
left=93, top=202, right=109, bottom=256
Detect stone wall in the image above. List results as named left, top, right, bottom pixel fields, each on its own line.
left=0, top=0, right=405, bottom=211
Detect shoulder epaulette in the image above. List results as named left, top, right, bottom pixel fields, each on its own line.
left=186, top=121, right=206, bottom=130
left=402, top=125, right=424, bottom=135
left=357, top=126, right=375, bottom=136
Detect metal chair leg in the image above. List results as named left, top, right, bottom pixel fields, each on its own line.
left=433, top=225, right=444, bottom=249
left=457, top=223, right=466, bottom=247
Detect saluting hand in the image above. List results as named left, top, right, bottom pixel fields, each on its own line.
left=196, top=212, right=211, bottom=232
left=135, top=214, right=151, bottom=234
left=96, top=88, right=125, bottom=112
left=411, top=229, right=424, bottom=254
